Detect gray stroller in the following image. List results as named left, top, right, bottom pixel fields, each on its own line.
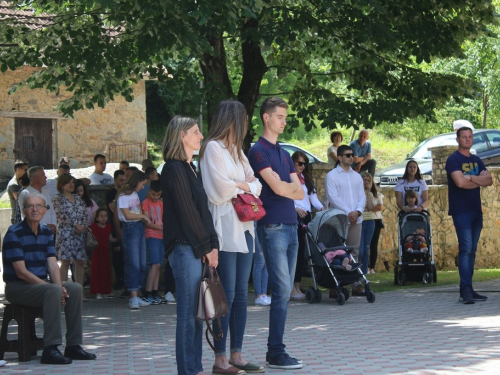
left=303, top=208, right=375, bottom=305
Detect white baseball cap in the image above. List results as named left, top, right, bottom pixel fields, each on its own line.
left=453, top=119, right=475, bottom=131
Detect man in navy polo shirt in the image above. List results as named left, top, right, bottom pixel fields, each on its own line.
left=249, top=97, right=305, bottom=370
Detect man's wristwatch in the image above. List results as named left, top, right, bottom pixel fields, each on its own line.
left=357, top=210, right=362, bottom=217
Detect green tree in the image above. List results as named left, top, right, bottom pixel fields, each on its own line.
left=0, top=0, right=497, bottom=145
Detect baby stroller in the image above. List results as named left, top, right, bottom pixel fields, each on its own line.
left=394, top=210, right=437, bottom=285
left=303, top=208, right=375, bottom=305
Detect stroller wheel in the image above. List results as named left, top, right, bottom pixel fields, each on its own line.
left=341, top=286, right=350, bottom=301
left=423, top=272, right=432, bottom=285
left=305, top=288, right=315, bottom=304
left=366, top=290, right=376, bottom=303
left=397, top=271, right=406, bottom=286
left=336, top=291, right=345, bottom=306
left=313, top=289, right=323, bottom=303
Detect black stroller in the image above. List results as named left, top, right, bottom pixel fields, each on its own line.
left=394, top=210, right=437, bottom=285
left=303, top=208, right=375, bottom=305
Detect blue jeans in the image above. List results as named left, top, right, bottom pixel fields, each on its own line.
left=122, top=221, right=146, bottom=292
left=213, top=231, right=253, bottom=356
left=452, top=212, right=483, bottom=290
left=168, top=244, right=203, bottom=375
left=359, top=220, right=375, bottom=275
left=252, top=223, right=268, bottom=296
left=257, top=223, right=298, bottom=356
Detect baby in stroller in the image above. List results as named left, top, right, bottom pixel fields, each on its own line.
left=318, top=242, right=360, bottom=271
left=404, top=227, right=428, bottom=254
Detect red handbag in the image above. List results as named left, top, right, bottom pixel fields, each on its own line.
left=231, top=194, right=266, bottom=222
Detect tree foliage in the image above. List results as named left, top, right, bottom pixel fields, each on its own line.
left=0, top=0, right=497, bottom=144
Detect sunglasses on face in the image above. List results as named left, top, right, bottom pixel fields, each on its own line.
left=342, top=153, right=354, bottom=158
left=296, top=161, right=308, bottom=167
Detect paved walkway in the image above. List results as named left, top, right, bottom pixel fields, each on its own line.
left=1, top=279, right=500, bottom=374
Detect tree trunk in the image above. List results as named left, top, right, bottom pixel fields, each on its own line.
left=482, top=91, right=488, bottom=129
left=238, top=19, right=268, bottom=153
left=199, top=33, right=235, bottom=130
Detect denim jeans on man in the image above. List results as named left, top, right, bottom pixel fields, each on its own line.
left=453, top=212, right=483, bottom=289
left=257, top=224, right=298, bottom=356
left=168, top=243, right=203, bottom=375
left=252, top=223, right=268, bottom=296
left=359, top=219, right=375, bottom=275
left=122, top=221, right=146, bottom=292
left=213, top=231, right=253, bottom=356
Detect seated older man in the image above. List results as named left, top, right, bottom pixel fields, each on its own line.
left=2, top=193, right=96, bottom=365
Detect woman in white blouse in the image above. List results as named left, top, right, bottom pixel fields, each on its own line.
left=291, top=151, right=324, bottom=300
left=199, top=100, right=264, bottom=375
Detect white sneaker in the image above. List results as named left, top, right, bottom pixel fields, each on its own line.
left=255, top=295, right=271, bottom=306
left=0, top=360, right=6, bottom=367
left=129, top=297, right=139, bottom=309
left=265, top=295, right=272, bottom=304
left=96, top=294, right=103, bottom=300
left=164, top=292, right=176, bottom=303
left=371, top=269, right=376, bottom=274
left=137, top=297, right=151, bottom=307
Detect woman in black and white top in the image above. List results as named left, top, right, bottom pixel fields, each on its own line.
left=292, top=151, right=324, bottom=300
left=161, top=116, right=219, bottom=375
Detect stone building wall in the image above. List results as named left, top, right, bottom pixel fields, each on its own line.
left=311, top=162, right=500, bottom=272
left=0, top=66, right=147, bottom=179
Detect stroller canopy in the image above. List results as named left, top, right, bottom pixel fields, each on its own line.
left=308, top=208, right=349, bottom=246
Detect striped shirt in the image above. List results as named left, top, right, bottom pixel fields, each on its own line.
left=2, top=220, right=56, bottom=283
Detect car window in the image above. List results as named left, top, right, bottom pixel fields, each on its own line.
left=472, top=133, right=489, bottom=154
left=407, top=134, right=457, bottom=159
left=280, top=145, right=315, bottom=164
left=486, top=131, right=500, bottom=149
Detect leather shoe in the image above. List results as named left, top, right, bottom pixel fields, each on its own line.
left=40, top=347, right=72, bottom=365
left=64, top=345, right=96, bottom=360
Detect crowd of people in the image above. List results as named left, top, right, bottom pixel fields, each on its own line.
left=0, top=103, right=491, bottom=373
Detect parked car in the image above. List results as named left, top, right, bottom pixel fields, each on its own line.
left=374, top=129, right=500, bottom=186
left=157, top=142, right=323, bottom=175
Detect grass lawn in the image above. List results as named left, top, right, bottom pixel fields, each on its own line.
left=298, top=268, right=500, bottom=294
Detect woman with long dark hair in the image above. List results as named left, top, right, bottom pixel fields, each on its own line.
left=395, top=160, right=429, bottom=212
left=200, top=100, right=263, bottom=375
left=161, top=116, right=219, bottom=375
left=291, top=151, right=324, bottom=300
left=74, top=179, right=99, bottom=225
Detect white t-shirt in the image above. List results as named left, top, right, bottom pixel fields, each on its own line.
left=117, top=192, right=141, bottom=222
left=327, top=145, right=338, bottom=166
left=89, top=172, right=114, bottom=185
left=395, top=179, right=428, bottom=205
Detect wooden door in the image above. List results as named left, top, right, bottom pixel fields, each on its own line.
left=14, top=118, right=53, bottom=168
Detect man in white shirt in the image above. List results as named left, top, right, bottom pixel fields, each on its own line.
left=325, top=145, right=366, bottom=296
left=45, top=164, right=71, bottom=198
left=17, top=166, right=57, bottom=233
left=325, top=144, right=365, bottom=261
left=89, top=154, right=113, bottom=185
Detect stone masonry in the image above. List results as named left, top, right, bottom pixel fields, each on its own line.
left=0, top=66, right=147, bottom=180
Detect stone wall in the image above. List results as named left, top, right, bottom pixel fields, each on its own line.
left=0, top=66, right=147, bottom=179
left=311, top=162, right=500, bottom=271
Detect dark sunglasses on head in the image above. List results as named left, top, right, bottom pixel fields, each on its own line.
left=296, top=161, right=308, bottom=167
left=342, top=153, right=354, bottom=158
